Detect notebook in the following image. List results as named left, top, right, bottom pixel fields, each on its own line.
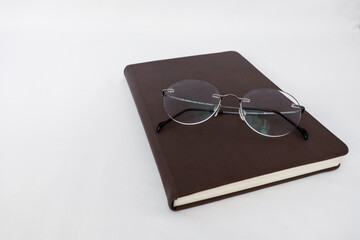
left=124, top=51, right=348, bottom=210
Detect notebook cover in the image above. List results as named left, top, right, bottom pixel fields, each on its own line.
left=124, top=51, right=348, bottom=210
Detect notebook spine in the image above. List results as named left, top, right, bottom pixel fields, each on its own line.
left=124, top=65, right=178, bottom=210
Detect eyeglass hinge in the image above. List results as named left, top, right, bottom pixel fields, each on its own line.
left=162, top=88, right=174, bottom=97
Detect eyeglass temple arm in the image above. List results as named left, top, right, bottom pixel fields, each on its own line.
left=156, top=108, right=223, bottom=132
left=156, top=107, right=308, bottom=140
left=244, top=107, right=308, bottom=140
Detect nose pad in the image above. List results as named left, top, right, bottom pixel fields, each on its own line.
left=239, top=107, right=246, bottom=121
left=214, top=103, right=221, bottom=117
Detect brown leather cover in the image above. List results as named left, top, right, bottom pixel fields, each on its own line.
left=124, top=51, right=348, bottom=211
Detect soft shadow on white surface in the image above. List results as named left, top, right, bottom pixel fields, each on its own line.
left=0, top=0, right=359, bottom=239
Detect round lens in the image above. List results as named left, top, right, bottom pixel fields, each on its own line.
left=163, top=79, right=220, bottom=125
left=241, top=88, right=302, bottom=137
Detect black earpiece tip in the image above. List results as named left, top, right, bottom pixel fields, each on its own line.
left=298, top=127, right=308, bottom=140
left=156, top=121, right=166, bottom=133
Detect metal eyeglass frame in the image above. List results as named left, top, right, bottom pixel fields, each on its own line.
left=156, top=89, right=308, bottom=140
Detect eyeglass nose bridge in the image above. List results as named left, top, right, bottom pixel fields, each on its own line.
left=212, top=93, right=250, bottom=103
left=212, top=93, right=250, bottom=120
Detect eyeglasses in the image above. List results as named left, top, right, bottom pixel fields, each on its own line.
left=156, top=79, right=308, bottom=139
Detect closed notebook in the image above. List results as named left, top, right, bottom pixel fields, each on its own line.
left=124, top=51, right=348, bottom=211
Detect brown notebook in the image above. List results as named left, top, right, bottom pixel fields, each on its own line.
left=124, top=51, right=348, bottom=211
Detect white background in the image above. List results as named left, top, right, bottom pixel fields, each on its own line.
left=1, top=0, right=360, bottom=239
